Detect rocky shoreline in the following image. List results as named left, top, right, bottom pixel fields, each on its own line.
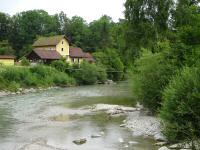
left=90, top=103, right=166, bottom=142
left=90, top=104, right=199, bottom=150
left=0, top=87, right=60, bottom=97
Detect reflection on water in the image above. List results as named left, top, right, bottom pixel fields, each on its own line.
left=0, top=83, right=158, bottom=150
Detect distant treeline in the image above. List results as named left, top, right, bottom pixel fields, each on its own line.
left=0, top=10, right=126, bottom=61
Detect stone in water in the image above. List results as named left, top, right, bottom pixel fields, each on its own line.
left=73, top=138, right=87, bottom=145
left=91, top=134, right=102, bottom=138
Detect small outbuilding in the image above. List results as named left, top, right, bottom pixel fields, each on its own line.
left=0, top=55, right=15, bottom=66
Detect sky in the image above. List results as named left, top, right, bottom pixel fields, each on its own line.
left=0, top=0, right=126, bottom=23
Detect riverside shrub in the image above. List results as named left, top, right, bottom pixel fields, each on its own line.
left=51, top=59, right=70, bottom=73
left=160, top=65, right=200, bottom=144
left=71, top=61, right=107, bottom=85
left=132, top=48, right=176, bottom=113
left=21, top=57, right=30, bottom=66
left=0, top=65, right=76, bottom=91
left=93, top=48, right=124, bottom=81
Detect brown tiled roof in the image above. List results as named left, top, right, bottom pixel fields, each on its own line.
left=33, top=35, right=67, bottom=47
left=69, top=47, right=86, bottom=58
left=33, top=49, right=61, bottom=60
left=0, top=55, right=15, bottom=59
left=84, top=53, right=95, bottom=62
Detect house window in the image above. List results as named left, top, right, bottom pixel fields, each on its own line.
left=78, top=58, right=80, bottom=64
left=61, top=48, right=64, bottom=51
left=62, top=41, right=64, bottom=44
left=72, top=58, right=75, bottom=63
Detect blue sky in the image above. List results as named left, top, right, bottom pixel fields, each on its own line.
left=0, top=0, right=126, bottom=22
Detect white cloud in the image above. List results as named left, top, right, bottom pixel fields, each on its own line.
left=0, top=0, right=125, bottom=22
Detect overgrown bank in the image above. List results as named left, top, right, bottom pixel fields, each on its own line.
left=0, top=65, right=76, bottom=92
left=127, top=0, right=200, bottom=148
left=0, top=57, right=125, bottom=92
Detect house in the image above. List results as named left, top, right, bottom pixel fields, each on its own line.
left=0, top=55, right=15, bottom=66
left=27, top=35, right=94, bottom=64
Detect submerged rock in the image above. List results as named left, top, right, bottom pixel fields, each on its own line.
left=158, top=146, right=170, bottom=150
left=120, top=124, right=126, bottom=127
left=154, top=142, right=168, bottom=146
left=124, top=145, right=129, bottom=148
left=154, top=133, right=167, bottom=142
left=91, top=134, right=102, bottom=138
left=118, top=138, right=124, bottom=143
left=73, top=138, right=87, bottom=145
left=128, top=141, right=138, bottom=145
left=100, top=131, right=105, bottom=135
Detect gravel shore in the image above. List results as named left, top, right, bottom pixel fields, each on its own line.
left=91, top=104, right=166, bottom=141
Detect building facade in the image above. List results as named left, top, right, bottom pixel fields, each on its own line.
left=27, top=35, right=94, bottom=64
left=0, top=55, right=15, bottom=66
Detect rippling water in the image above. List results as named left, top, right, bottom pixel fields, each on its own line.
left=0, top=83, right=158, bottom=150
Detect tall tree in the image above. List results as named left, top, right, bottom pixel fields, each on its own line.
left=9, top=10, right=59, bottom=57
left=0, top=12, right=10, bottom=41
left=87, top=15, right=114, bottom=51
left=124, top=0, right=173, bottom=60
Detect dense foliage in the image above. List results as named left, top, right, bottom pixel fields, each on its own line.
left=0, top=66, right=75, bottom=91
left=160, top=65, right=200, bottom=145
left=71, top=61, right=107, bottom=85
left=0, top=11, right=124, bottom=60
left=93, top=48, right=124, bottom=81
left=127, top=0, right=200, bottom=144
left=132, top=46, right=177, bottom=113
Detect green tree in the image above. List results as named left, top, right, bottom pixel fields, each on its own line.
left=87, top=15, right=114, bottom=51
left=160, top=65, right=200, bottom=145
left=9, top=10, right=60, bottom=57
left=124, top=0, right=173, bottom=61
left=66, top=16, right=89, bottom=48
left=0, top=12, right=10, bottom=40
left=94, top=48, right=124, bottom=81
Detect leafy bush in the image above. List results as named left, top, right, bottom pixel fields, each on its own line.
left=93, top=48, right=124, bottom=81
left=71, top=61, right=107, bottom=85
left=51, top=59, right=69, bottom=73
left=160, top=65, right=200, bottom=144
left=132, top=46, right=177, bottom=113
left=96, top=65, right=107, bottom=83
left=21, top=57, right=30, bottom=66
left=0, top=65, right=76, bottom=91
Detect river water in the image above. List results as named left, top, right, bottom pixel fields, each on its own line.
left=0, top=83, right=158, bottom=150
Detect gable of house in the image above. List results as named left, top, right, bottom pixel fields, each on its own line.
left=33, top=35, right=69, bottom=57
left=56, top=38, right=69, bottom=57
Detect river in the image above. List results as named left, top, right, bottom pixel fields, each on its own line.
left=0, top=82, right=158, bottom=150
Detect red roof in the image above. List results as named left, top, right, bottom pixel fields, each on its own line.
left=69, top=47, right=95, bottom=62
left=69, top=47, right=86, bottom=58
left=84, top=53, right=95, bottom=62
left=33, top=48, right=61, bottom=60
left=0, top=55, right=15, bottom=59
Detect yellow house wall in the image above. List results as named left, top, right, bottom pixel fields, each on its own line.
left=0, top=59, right=14, bottom=66
left=56, top=38, right=69, bottom=57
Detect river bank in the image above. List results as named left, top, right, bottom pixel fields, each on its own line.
left=90, top=104, right=166, bottom=142
left=0, top=80, right=116, bottom=97
left=0, top=87, right=59, bottom=97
